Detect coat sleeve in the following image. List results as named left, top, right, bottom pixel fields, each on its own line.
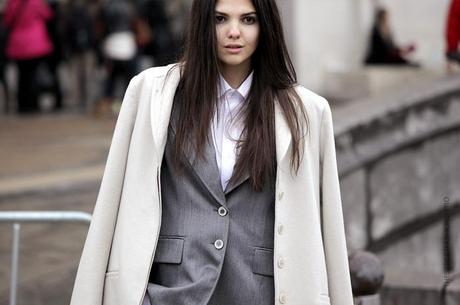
left=319, top=102, right=354, bottom=305
left=446, top=0, right=460, bottom=53
left=70, top=75, right=141, bottom=305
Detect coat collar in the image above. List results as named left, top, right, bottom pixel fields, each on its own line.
left=151, top=64, right=181, bottom=164
left=150, top=64, right=292, bottom=174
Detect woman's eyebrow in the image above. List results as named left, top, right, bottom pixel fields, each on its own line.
left=215, top=11, right=257, bottom=16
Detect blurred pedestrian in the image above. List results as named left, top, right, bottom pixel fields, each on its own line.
left=446, top=0, right=460, bottom=71
left=93, top=0, right=139, bottom=116
left=70, top=0, right=354, bottom=305
left=44, top=0, right=64, bottom=111
left=164, top=0, right=191, bottom=47
left=365, top=7, right=418, bottom=66
left=64, top=0, right=95, bottom=111
left=137, top=0, right=178, bottom=66
left=3, top=0, right=54, bottom=114
left=0, top=10, right=10, bottom=111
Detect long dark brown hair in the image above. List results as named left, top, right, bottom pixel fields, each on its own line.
left=172, top=0, right=308, bottom=191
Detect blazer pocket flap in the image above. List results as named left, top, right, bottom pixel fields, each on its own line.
left=252, top=247, right=274, bottom=277
left=153, top=237, right=184, bottom=264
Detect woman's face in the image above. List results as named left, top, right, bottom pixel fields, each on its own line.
left=215, top=0, right=260, bottom=73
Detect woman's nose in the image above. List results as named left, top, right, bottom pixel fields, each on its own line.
left=227, top=22, right=241, bottom=39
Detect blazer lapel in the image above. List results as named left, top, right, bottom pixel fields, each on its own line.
left=169, top=102, right=227, bottom=206
left=226, top=101, right=289, bottom=194
left=153, top=65, right=226, bottom=206
left=223, top=170, right=250, bottom=195
left=190, top=132, right=227, bottom=205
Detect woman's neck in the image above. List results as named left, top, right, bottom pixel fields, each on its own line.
left=219, top=62, right=252, bottom=89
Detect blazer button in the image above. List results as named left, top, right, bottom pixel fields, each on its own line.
left=279, top=293, right=287, bottom=304
left=214, top=239, right=224, bottom=250
left=277, top=257, right=285, bottom=268
left=218, top=206, right=228, bottom=216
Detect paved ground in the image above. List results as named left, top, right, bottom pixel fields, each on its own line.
left=0, top=113, right=116, bottom=305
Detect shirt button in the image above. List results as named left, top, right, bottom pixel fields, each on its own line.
left=214, top=239, right=224, bottom=250
left=218, top=206, right=228, bottom=216
left=279, top=293, right=287, bottom=304
left=278, top=257, right=285, bottom=268
left=277, top=224, right=284, bottom=235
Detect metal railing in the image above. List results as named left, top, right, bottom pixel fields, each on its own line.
left=336, top=119, right=460, bottom=303
left=441, top=197, right=459, bottom=305
left=0, top=211, right=92, bottom=305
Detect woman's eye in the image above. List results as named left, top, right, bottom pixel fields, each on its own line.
left=215, top=15, right=226, bottom=23
left=242, top=16, right=256, bottom=24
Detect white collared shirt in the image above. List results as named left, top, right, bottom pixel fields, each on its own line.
left=212, top=71, right=253, bottom=190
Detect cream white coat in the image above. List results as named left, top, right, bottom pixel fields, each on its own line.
left=70, top=64, right=354, bottom=305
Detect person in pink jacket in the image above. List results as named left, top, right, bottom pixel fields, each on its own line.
left=3, top=0, right=53, bottom=114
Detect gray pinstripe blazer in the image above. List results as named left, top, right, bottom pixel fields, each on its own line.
left=143, top=98, right=275, bottom=305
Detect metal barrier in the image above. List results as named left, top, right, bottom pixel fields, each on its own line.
left=0, top=211, right=92, bottom=305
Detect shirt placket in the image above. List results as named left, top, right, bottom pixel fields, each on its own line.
left=221, top=90, right=241, bottom=189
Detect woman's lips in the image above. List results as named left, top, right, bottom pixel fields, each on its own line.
left=225, top=45, right=243, bottom=54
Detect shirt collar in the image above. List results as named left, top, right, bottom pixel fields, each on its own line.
left=218, top=71, right=254, bottom=99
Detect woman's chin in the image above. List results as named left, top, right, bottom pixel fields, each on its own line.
left=219, top=57, right=251, bottom=70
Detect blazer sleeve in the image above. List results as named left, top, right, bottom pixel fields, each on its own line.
left=70, top=75, right=141, bottom=305
left=319, top=102, right=354, bottom=305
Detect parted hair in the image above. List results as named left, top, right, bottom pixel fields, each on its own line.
left=172, top=0, right=308, bottom=191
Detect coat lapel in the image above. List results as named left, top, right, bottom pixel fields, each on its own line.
left=274, top=101, right=292, bottom=165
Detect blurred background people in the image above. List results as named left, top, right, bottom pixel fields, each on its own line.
left=365, top=7, right=418, bottom=66
left=93, top=0, right=139, bottom=116
left=64, top=0, right=96, bottom=111
left=0, top=9, right=9, bottom=110
left=43, top=0, right=64, bottom=111
left=446, top=0, right=460, bottom=71
left=137, top=0, right=178, bottom=66
left=3, top=0, right=54, bottom=114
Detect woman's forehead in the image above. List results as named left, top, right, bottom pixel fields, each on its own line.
left=215, top=0, right=256, bottom=14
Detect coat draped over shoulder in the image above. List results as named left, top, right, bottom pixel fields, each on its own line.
left=70, top=64, right=354, bottom=305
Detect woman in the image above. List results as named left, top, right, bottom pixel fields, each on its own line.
left=365, top=7, right=417, bottom=66
left=93, top=0, right=139, bottom=117
left=446, top=0, right=460, bottom=69
left=70, top=0, right=353, bottom=305
left=3, top=0, right=54, bottom=113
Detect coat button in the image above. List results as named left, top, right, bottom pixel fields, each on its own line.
left=278, top=257, right=285, bottom=268
left=218, top=206, right=228, bottom=216
left=277, top=224, right=284, bottom=235
left=279, top=293, right=287, bottom=304
left=214, top=239, right=224, bottom=250
left=278, top=192, right=284, bottom=201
